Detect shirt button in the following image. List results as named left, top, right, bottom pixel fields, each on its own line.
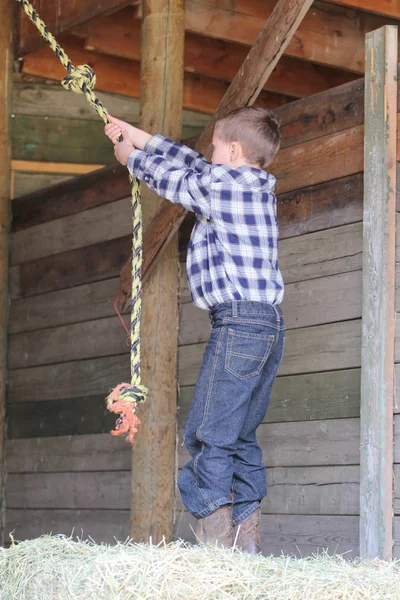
left=144, top=175, right=150, bottom=182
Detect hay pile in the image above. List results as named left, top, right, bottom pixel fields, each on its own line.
left=0, top=535, right=399, bottom=599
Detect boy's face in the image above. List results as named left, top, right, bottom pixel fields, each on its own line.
left=211, top=132, right=232, bottom=166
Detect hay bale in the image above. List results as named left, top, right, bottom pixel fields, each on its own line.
left=0, top=535, right=399, bottom=599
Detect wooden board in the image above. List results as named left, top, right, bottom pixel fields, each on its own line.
left=8, top=355, right=129, bottom=403
left=6, top=434, right=130, bottom=473
left=11, top=198, right=132, bottom=266
left=179, top=270, right=362, bottom=345
left=177, top=418, right=361, bottom=469
left=6, top=509, right=130, bottom=544
left=15, top=234, right=131, bottom=297
left=7, top=396, right=117, bottom=439
left=8, top=315, right=129, bottom=369
left=12, top=172, right=75, bottom=198
left=394, top=465, right=400, bottom=515
left=11, top=81, right=209, bottom=129
left=178, top=368, right=362, bottom=426
left=7, top=471, right=131, bottom=510
left=178, top=319, right=362, bottom=386
left=174, top=512, right=360, bottom=558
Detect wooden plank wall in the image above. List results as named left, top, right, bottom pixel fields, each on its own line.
left=175, top=75, right=400, bottom=558
left=4, top=81, right=207, bottom=544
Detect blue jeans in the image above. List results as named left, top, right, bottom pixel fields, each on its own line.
left=178, top=300, right=285, bottom=526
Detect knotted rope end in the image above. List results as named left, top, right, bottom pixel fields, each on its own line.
left=106, top=382, right=148, bottom=444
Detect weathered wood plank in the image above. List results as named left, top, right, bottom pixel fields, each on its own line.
left=8, top=355, right=129, bottom=403
left=179, top=271, right=363, bottom=345
left=12, top=81, right=209, bottom=129
left=11, top=164, right=130, bottom=233
left=9, top=277, right=122, bottom=334
left=394, top=465, right=400, bottom=515
left=6, top=434, right=130, bottom=473
left=11, top=198, right=132, bottom=266
left=7, top=471, right=131, bottom=510
left=178, top=369, right=362, bottom=427
left=360, top=26, right=397, bottom=560
left=178, top=319, right=362, bottom=386
left=174, top=512, right=360, bottom=558
left=17, top=234, right=131, bottom=297
left=176, top=466, right=360, bottom=516
left=7, top=396, right=117, bottom=439
left=178, top=418, right=361, bottom=469
left=13, top=172, right=74, bottom=198
left=6, top=509, right=130, bottom=544
left=8, top=316, right=128, bottom=369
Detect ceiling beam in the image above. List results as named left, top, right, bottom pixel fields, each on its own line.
left=20, top=36, right=293, bottom=116
left=327, top=0, right=400, bottom=19
left=117, top=0, right=315, bottom=308
left=76, top=12, right=357, bottom=100
left=183, top=0, right=398, bottom=74
left=15, top=0, right=135, bottom=57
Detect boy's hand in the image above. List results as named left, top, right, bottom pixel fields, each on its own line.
left=105, top=115, right=136, bottom=145
left=113, top=130, right=134, bottom=166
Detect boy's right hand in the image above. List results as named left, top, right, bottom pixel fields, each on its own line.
left=105, top=115, right=135, bottom=145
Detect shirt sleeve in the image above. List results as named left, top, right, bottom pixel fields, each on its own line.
left=144, top=134, right=209, bottom=173
left=127, top=149, right=212, bottom=217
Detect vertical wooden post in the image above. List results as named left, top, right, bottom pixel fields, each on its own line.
left=129, top=0, right=184, bottom=543
left=0, top=0, right=12, bottom=545
left=360, top=25, right=397, bottom=559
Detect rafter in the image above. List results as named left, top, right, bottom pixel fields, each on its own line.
left=16, top=0, right=135, bottom=57
left=76, top=12, right=357, bottom=100
left=21, top=36, right=293, bottom=115
left=183, top=0, right=398, bottom=74
left=328, top=0, right=400, bottom=19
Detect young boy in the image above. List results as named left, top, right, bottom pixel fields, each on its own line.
left=105, top=107, right=285, bottom=554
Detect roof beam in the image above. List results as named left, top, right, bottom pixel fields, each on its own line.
left=77, top=12, right=357, bottom=99
left=327, top=0, right=400, bottom=19
left=16, top=0, right=134, bottom=57
left=117, top=0, right=314, bottom=308
left=184, top=0, right=398, bottom=74
left=20, top=36, right=293, bottom=115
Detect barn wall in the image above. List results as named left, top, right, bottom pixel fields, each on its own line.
left=174, top=77, right=400, bottom=558
left=4, top=82, right=206, bottom=544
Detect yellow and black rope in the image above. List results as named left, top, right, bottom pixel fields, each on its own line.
left=16, top=0, right=148, bottom=444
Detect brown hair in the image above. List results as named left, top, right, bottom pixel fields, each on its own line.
left=215, top=106, right=281, bottom=169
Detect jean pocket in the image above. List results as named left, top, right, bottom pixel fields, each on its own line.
left=225, top=328, right=275, bottom=380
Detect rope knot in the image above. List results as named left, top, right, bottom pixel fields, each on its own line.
left=106, top=383, right=148, bottom=444
left=61, top=64, right=96, bottom=95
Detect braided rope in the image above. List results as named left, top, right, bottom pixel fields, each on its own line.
left=16, top=0, right=147, bottom=444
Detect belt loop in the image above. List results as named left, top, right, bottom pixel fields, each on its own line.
left=273, top=304, right=280, bottom=325
left=232, top=300, right=237, bottom=318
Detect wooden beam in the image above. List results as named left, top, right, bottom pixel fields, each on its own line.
left=129, top=0, right=184, bottom=545
left=0, top=0, right=12, bottom=545
left=21, top=36, right=293, bottom=115
left=16, top=0, right=134, bottom=57
left=77, top=11, right=357, bottom=100
left=328, top=0, right=400, bottom=19
left=183, top=0, right=397, bottom=75
left=360, top=25, right=397, bottom=560
left=117, top=0, right=314, bottom=307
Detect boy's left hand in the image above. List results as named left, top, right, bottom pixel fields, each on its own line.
left=111, top=129, right=135, bottom=166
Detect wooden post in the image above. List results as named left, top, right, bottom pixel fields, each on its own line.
left=129, top=0, right=184, bottom=543
left=0, top=0, right=12, bottom=545
left=360, top=25, right=397, bottom=559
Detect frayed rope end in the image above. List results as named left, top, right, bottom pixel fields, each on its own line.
left=106, top=382, right=147, bottom=444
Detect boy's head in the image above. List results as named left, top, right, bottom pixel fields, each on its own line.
left=211, top=106, right=281, bottom=170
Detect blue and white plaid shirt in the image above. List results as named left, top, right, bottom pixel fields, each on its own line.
left=128, top=134, right=284, bottom=311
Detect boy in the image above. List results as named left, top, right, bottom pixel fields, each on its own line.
left=105, top=107, right=285, bottom=554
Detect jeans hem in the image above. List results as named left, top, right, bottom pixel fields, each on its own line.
left=232, top=501, right=260, bottom=527
left=194, top=497, right=232, bottom=519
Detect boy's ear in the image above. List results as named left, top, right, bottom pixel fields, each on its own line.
left=230, top=141, right=244, bottom=163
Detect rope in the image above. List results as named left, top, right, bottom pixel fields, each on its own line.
left=16, top=0, right=148, bottom=444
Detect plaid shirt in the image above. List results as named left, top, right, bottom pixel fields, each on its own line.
left=127, top=134, right=284, bottom=311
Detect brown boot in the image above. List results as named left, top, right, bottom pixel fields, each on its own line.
left=233, top=507, right=261, bottom=554
left=195, top=505, right=233, bottom=548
